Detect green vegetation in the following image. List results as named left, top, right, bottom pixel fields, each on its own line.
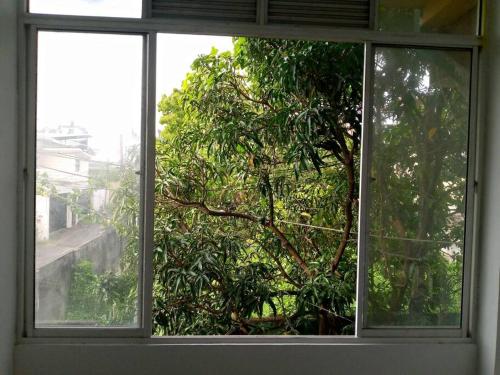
left=37, top=151, right=141, bottom=326
left=66, top=260, right=137, bottom=325
left=63, top=154, right=141, bottom=326
left=366, top=48, right=469, bottom=326
left=55, top=38, right=467, bottom=334
left=153, top=38, right=363, bottom=335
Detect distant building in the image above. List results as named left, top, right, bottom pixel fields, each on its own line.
left=36, top=124, right=93, bottom=241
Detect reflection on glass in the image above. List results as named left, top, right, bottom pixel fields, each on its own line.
left=30, top=0, right=142, bottom=18
left=378, top=0, right=478, bottom=34
left=366, top=47, right=471, bottom=327
left=35, top=32, right=143, bottom=327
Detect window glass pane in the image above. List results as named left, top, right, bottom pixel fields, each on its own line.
left=35, top=32, right=143, bottom=328
left=378, top=0, right=478, bottom=34
left=366, top=47, right=471, bottom=327
left=153, top=34, right=363, bottom=335
left=29, top=0, right=142, bottom=18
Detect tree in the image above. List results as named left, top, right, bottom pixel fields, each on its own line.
left=89, top=38, right=468, bottom=334
left=153, top=38, right=364, bottom=335
left=367, top=48, right=469, bottom=325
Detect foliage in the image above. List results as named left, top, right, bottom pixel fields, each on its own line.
left=38, top=37, right=469, bottom=334
left=36, top=171, right=57, bottom=196
left=153, top=38, right=363, bottom=335
left=65, top=260, right=137, bottom=325
left=367, top=48, right=469, bottom=325
left=37, top=148, right=141, bottom=326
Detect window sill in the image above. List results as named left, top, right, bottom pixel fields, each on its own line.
left=15, top=340, right=477, bottom=375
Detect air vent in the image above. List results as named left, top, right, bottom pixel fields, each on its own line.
left=268, top=0, right=370, bottom=28
left=151, top=0, right=258, bottom=23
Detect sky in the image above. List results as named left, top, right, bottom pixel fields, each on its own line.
left=37, top=32, right=143, bottom=163
left=30, top=0, right=142, bottom=18
left=36, top=30, right=232, bottom=162
left=156, top=34, right=233, bottom=126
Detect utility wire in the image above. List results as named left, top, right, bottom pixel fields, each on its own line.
left=277, top=219, right=461, bottom=246
left=38, top=165, right=92, bottom=179
left=38, top=166, right=462, bottom=248
left=37, top=166, right=136, bottom=193
left=53, top=152, right=123, bottom=167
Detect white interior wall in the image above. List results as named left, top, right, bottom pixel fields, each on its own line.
left=477, top=0, right=500, bottom=373
left=0, top=0, right=18, bottom=373
left=2, top=0, right=500, bottom=374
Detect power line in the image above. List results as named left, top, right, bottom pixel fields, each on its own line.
left=53, top=152, right=123, bottom=168
left=38, top=166, right=462, bottom=248
left=277, top=219, right=461, bottom=246
left=36, top=167, right=121, bottom=193
left=38, top=165, right=92, bottom=179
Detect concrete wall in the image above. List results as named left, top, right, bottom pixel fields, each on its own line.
left=36, top=228, right=122, bottom=323
left=36, top=196, right=50, bottom=241
left=0, top=0, right=18, bottom=373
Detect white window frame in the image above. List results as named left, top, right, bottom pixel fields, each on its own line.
left=17, top=0, right=483, bottom=342
left=21, top=26, right=156, bottom=338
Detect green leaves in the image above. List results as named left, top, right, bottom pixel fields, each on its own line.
left=152, top=37, right=363, bottom=335
left=65, top=260, right=137, bottom=325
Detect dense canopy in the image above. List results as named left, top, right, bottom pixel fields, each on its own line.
left=153, top=38, right=363, bottom=335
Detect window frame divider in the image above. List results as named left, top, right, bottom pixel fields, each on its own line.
left=23, top=24, right=37, bottom=339
left=141, top=31, right=156, bottom=338
left=462, top=46, right=481, bottom=338
left=256, top=0, right=268, bottom=25
left=142, top=0, right=152, bottom=19
left=369, top=0, right=378, bottom=30
left=355, top=41, right=374, bottom=338
left=16, top=19, right=27, bottom=341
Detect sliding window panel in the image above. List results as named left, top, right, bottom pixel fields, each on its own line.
left=362, top=46, right=472, bottom=330
left=34, top=31, right=144, bottom=329
left=377, top=0, right=480, bottom=35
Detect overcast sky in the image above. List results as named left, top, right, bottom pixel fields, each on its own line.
left=156, top=34, right=233, bottom=125
left=37, top=30, right=232, bottom=162
left=30, top=0, right=142, bottom=18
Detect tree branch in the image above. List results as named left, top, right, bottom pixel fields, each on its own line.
left=164, top=192, right=260, bottom=223
left=228, top=79, right=276, bottom=112
left=265, top=221, right=312, bottom=277
left=162, top=190, right=312, bottom=277
left=331, top=148, right=356, bottom=274
left=261, top=245, right=302, bottom=288
left=263, top=172, right=274, bottom=225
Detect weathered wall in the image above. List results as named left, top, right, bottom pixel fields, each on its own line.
left=36, top=228, right=122, bottom=323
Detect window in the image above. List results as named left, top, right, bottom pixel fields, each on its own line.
left=363, top=46, right=473, bottom=329
left=21, top=0, right=481, bottom=340
left=154, top=34, right=363, bottom=336
left=34, top=31, right=144, bottom=329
